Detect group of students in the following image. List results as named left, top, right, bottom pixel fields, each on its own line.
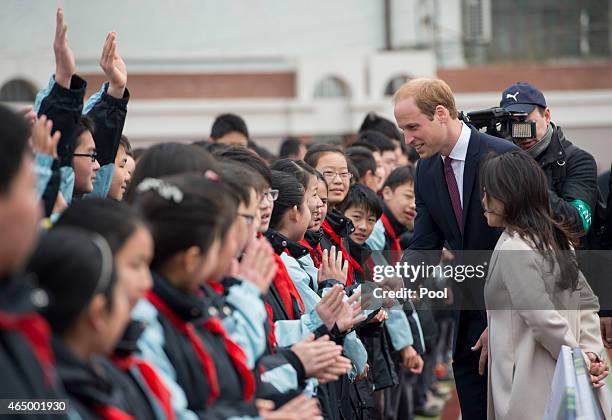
left=0, top=8, right=451, bottom=420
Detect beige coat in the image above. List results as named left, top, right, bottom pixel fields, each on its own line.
left=485, top=230, right=609, bottom=420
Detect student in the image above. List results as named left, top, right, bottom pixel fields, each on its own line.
left=346, top=146, right=383, bottom=192
left=359, top=112, right=418, bottom=166
left=55, top=199, right=174, bottom=419
left=108, top=135, right=133, bottom=201
left=354, top=130, right=398, bottom=182
left=305, top=145, right=357, bottom=285
left=367, top=166, right=417, bottom=255
left=29, top=228, right=133, bottom=419
left=210, top=113, right=249, bottom=147
left=0, top=105, right=69, bottom=419
left=279, top=137, right=307, bottom=160
left=300, top=171, right=328, bottom=270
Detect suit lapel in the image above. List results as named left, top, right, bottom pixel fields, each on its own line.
left=433, top=156, right=462, bottom=239
left=461, top=129, right=481, bottom=232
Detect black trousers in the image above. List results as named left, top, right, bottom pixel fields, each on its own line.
left=453, top=352, right=487, bottom=420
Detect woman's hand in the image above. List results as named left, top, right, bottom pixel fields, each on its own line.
left=586, top=352, right=609, bottom=389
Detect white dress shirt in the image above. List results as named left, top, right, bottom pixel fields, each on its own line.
left=441, top=122, right=471, bottom=207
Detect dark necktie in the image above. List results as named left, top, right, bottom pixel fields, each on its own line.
left=443, top=156, right=463, bottom=233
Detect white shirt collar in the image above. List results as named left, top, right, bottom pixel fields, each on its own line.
left=444, top=121, right=470, bottom=162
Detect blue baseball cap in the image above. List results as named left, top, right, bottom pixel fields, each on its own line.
left=500, top=82, right=547, bottom=114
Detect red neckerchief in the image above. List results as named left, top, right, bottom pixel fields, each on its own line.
left=321, top=219, right=356, bottom=285
left=380, top=213, right=402, bottom=264
left=207, top=282, right=224, bottom=295
left=0, top=311, right=54, bottom=387
left=146, top=291, right=220, bottom=405
left=95, top=406, right=135, bottom=420
left=111, top=355, right=175, bottom=420
left=264, top=303, right=278, bottom=350
left=272, top=253, right=305, bottom=319
left=203, top=317, right=255, bottom=401
left=299, top=239, right=323, bottom=268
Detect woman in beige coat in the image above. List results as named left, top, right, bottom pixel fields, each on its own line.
left=480, top=152, right=609, bottom=420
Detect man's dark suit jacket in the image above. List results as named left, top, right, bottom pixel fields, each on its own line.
left=401, top=126, right=518, bottom=359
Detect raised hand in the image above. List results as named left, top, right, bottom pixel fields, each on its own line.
left=100, top=32, right=127, bottom=98
left=318, top=246, right=348, bottom=284
left=53, top=8, right=76, bottom=89
left=234, top=237, right=276, bottom=294
left=30, top=115, right=61, bottom=158
left=335, top=290, right=366, bottom=332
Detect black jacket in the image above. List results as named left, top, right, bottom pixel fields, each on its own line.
left=0, top=275, right=69, bottom=420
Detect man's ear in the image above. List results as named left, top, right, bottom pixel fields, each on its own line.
left=544, top=107, right=552, bottom=124
left=382, top=186, right=393, bottom=202
left=435, top=105, right=449, bottom=123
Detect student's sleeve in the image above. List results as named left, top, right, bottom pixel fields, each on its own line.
left=274, top=309, right=325, bottom=347
left=34, top=154, right=55, bottom=199
left=384, top=309, right=414, bottom=351
left=281, top=253, right=321, bottom=312
left=365, top=219, right=386, bottom=251
left=83, top=83, right=130, bottom=198
left=221, top=280, right=267, bottom=369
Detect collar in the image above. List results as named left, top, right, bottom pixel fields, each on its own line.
left=324, top=209, right=355, bottom=236
left=347, top=238, right=372, bottom=264
left=264, top=230, right=309, bottom=258
left=151, top=271, right=211, bottom=322
left=304, top=229, right=324, bottom=249
left=113, top=320, right=145, bottom=358
left=382, top=206, right=408, bottom=237
left=538, top=123, right=567, bottom=166
left=442, top=121, right=470, bottom=162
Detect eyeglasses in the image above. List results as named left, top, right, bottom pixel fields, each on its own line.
left=73, top=152, right=98, bottom=163
left=322, top=171, right=352, bottom=181
left=238, top=213, right=256, bottom=225
left=260, top=189, right=279, bottom=203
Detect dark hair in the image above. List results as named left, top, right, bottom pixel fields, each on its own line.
left=0, top=105, right=30, bottom=194
left=55, top=198, right=145, bottom=255
left=279, top=137, right=302, bottom=159
left=337, top=184, right=383, bottom=219
left=304, top=144, right=345, bottom=169
left=480, top=151, right=580, bottom=290
left=315, top=170, right=328, bottom=191
left=73, top=116, right=95, bottom=148
left=124, top=143, right=219, bottom=203
left=247, top=140, right=277, bottom=163
left=269, top=171, right=305, bottom=230
left=119, top=135, right=132, bottom=157
left=346, top=146, right=377, bottom=180
left=351, top=140, right=378, bottom=153
left=359, top=112, right=402, bottom=142
left=132, top=147, right=147, bottom=161
left=218, top=161, right=265, bottom=205
left=137, top=173, right=237, bottom=269
left=210, top=113, right=249, bottom=140
left=356, top=130, right=395, bottom=153
left=29, top=227, right=117, bottom=336
left=383, top=166, right=415, bottom=190
left=271, top=159, right=316, bottom=189
left=214, top=145, right=272, bottom=186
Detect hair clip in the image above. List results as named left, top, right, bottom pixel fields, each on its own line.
left=204, top=170, right=220, bottom=182
left=136, top=178, right=184, bottom=203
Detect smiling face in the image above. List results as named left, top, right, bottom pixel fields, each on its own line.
left=109, top=145, right=129, bottom=200
left=315, top=152, right=350, bottom=206
left=394, top=97, right=450, bottom=159
left=304, top=175, right=323, bottom=230
left=343, top=205, right=378, bottom=245
left=310, top=178, right=328, bottom=232
left=382, top=182, right=416, bottom=229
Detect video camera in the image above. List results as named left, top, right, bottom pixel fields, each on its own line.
left=459, top=107, right=536, bottom=142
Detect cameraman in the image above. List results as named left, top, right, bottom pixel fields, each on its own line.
left=499, top=82, right=612, bottom=347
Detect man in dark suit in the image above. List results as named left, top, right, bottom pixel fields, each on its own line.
left=392, top=78, right=518, bottom=419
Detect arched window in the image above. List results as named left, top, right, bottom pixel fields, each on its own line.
left=314, top=76, right=351, bottom=98
left=384, top=75, right=411, bottom=96
left=0, top=79, right=37, bottom=102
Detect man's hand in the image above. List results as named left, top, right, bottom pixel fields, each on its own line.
left=471, top=327, right=489, bottom=375
left=53, top=8, right=76, bottom=89
left=30, top=115, right=61, bottom=158
left=233, top=237, right=276, bottom=294
left=100, top=32, right=127, bottom=98
left=318, top=246, right=348, bottom=285
left=586, top=352, right=609, bottom=389
left=601, top=317, right=612, bottom=348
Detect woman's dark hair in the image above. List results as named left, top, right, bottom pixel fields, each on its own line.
left=29, top=227, right=117, bottom=336
left=356, top=130, right=395, bottom=153
left=210, top=113, right=249, bottom=140
left=480, top=151, right=580, bottom=290
left=315, top=170, right=328, bottom=192
left=0, top=105, right=30, bottom=194
left=346, top=146, right=377, bottom=180
left=218, top=161, right=265, bottom=204
left=119, top=135, right=132, bottom=157
left=136, top=173, right=237, bottom=269
left=304, top=144, right=345, bottom=169
left=124, top=143, right=219, bottom=203
left=271, top=159, right=316, bottom=189
left=214, top=145, right=272, bottom=186
left=55, top=198, right=145, bottom=255
left=383, top=166, right=415, bottom=190
left=269, top=170, right=305, bottom=230
left=73, top=116, right=95, bottom=148
left=337, top=184, right=383, bottom=219
left=359, top=112, right=402, bottom=142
